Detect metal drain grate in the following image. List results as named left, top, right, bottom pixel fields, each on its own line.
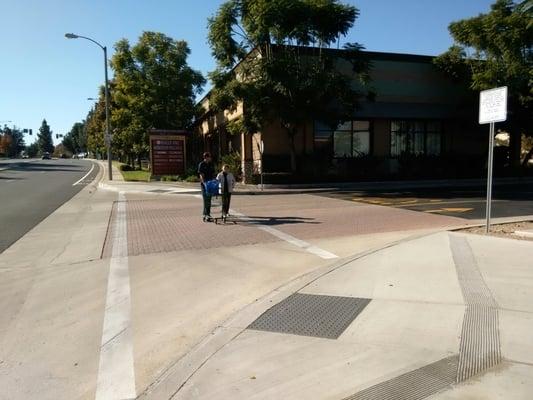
left=248, top=293, right=370, bottom=339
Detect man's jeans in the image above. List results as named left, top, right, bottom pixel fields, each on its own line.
left=201, top=185, right=212, bottom=216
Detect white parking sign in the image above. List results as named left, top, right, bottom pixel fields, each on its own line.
left=479, top=86, right=507, bottom=124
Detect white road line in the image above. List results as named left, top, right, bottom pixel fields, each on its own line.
left=95, top=191, right=136, bottom=400
left=73, top=163, right=95, bottom=186
left=230, top=210, right=338, bottom=260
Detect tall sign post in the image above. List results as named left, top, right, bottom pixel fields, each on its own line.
left=479, top=86, right=507, bottom=233
left=260, top=140, right=265, bottom=191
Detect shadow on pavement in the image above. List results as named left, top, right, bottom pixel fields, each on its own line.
left=2, top=161, right=89, bottom=173
left=329, top=182, right=533, bottom=202
left=237, top=215, right=320, bottom=226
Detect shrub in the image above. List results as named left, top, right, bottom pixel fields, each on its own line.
left=219, top=151, right=242, bottom=181
left=119, top=163, right=134, bottom=171
left=185, top=174, right=199, bottom=183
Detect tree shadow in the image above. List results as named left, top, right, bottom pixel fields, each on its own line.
left=2, top=161, right=90, bottom=173
left=328, top=182, right=533, bottom=202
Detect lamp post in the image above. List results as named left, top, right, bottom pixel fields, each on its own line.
left=65, top=33, right=112, bottom=180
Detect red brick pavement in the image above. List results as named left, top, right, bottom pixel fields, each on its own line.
left=231, top=194, right=467, bottom=240
left=103, top=197, right=277, bottom=257
left=101, top=194, right=468, bottom=258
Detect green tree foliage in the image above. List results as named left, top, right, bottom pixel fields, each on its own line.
left=0, top=125, right=25, bottom=157
left=110, top=31, right=205, bottom=167
left=435, top=0, right=533, bottom=165
left=85, top=90, right=107, bottom=159
left=207, top=0, right=373, bottom=172
left=62, top=121, right=86, bottom=155
left=520, top=0, right=533, bottom=27
left=37, top=119, right=54, bottom=154
left=25, top=142, right=39, bottom=158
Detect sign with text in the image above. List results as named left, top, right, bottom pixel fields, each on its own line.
left=479, top=86, right=507, bottom=124
left=149, top=130, right=188, bottom=176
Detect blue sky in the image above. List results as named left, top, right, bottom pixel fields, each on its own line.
left=0, top=0, right=495, bottom=144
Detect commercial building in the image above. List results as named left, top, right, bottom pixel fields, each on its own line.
left=196, top=48, right=487, bottom=183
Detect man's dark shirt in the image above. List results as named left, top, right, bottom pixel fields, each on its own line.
left=198, top=160, right=215, bottom=182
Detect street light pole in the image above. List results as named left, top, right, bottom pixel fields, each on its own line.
left=103, top=45, right=112, bottom=180
left=65, top=33, right=113, bottom=180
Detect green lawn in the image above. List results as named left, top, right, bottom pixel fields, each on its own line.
left=121, top=170, right=152, bottom=182
left=114, top=161, right=151, bottom=182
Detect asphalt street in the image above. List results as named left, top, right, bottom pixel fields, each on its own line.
left=0, top=158, right=99, bottom=253
left=320, top=181, right=533, bottom=220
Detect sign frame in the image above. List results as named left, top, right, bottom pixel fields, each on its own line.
left=148, top=129, right=188, bottom=176
left=479, top=86, right=508, bottom=125
left=479, top=86, right=508, bottom=233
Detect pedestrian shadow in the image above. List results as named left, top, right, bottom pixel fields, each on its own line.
left=235, top=215, right=319, bottom=226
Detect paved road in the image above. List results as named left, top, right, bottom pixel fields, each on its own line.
left=0, top=158, right=99, bottom=253
left=319, top=182, right=533, bottom=220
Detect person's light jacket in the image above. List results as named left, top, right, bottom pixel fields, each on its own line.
left=216, top=172, right=236, bottom=194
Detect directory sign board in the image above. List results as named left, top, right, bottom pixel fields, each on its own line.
left=149, top=130, right=187, bottom=176
left=479, top=86, right=507, bottom=124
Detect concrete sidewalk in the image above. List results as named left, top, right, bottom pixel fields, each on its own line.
left=3, top=159, right=531, bottom=399
left=94, top=161, right=532, bottom=399
left=95, top=159, right=533, bottom=196
left=140, top=231, right=533, bottom=400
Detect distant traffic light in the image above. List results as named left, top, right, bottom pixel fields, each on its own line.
left=29, top=129, right=32, bottom=135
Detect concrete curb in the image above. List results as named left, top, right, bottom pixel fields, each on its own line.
left=514, top=230, right=533, bottom=238
left=136, top=228, right=447, bottom=400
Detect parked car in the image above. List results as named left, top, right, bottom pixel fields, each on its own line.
left=42, top=152, right=51, bottom=160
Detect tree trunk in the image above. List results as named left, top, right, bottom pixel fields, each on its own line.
left=288, top=128, right=297, bottom=173
left=509, top=127, right=521, bottom=168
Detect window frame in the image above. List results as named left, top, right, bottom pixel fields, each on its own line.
left=389, top=119, right=443, bottom=158
left=314, top=120, right=373, bottom=159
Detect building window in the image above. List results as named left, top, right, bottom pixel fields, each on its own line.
left=390, top=120, right=442, bottom=157
left=315, top=120, right=371, bottom=158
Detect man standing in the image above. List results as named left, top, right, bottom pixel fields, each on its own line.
left=198, top=152, right=215, bottom=221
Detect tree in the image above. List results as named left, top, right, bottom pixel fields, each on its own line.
left=435, top=0, right=533, bottom=166
left=62, top=121, right=86, bottom=155
left=0, top=125, right=25, bottom=157
left=25, top=142, right=39, bottom=158
left=110, top=31, right=205, bottom=167
left=0, top=131, right=12, bottom=156
left=85, top=88, right=108, bottom=159
left=207, top=0, right=373, bottom=172
left=37, top=119, right=54, bottom=154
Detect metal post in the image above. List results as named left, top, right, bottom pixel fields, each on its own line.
left=485, top=122, right=495, bottom=233
left=103, top=46, right=112, bottom=181
left=260, top=140, right=264, bottom=191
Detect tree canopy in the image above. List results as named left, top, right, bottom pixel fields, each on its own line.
left=62, top=121, right=86, bottom=155
left=110, top=31, right=205, bottom=165
left=0, top=126, right=25, bottom=157
left=207, top=0, right=373, bottom=171
left=435, top=0, right=533, bottom=164
left=37, top=119, right=54, bottom=154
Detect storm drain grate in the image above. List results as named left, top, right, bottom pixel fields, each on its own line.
left=248, top=293, right=370, bottom=339
left=148, top=189, right=173, bottom=193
